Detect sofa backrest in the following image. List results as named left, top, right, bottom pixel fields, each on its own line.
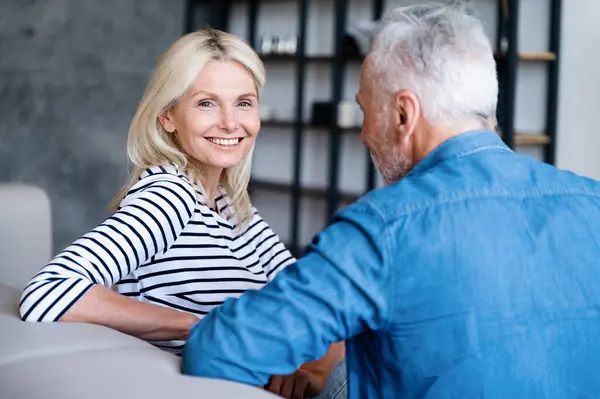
left=0, top=184, right=52, bottom=290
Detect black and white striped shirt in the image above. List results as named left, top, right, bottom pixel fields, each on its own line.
left=19, top=164, right=295, bottom=353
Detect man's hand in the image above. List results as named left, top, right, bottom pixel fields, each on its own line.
left=264, top=368, right=324, bottom=399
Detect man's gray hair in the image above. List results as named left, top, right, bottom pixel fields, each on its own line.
left=369, top=1, right=498, bottom=124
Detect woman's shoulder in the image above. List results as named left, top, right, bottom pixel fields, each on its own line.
left=245, top=206, right=270, bottom=230
left=122, top=164, right=197, bottom=208
left=137, top=164, right=192, bottom=185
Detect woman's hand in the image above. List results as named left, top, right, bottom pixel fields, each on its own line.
left=264, top=368, right=323, bottom=399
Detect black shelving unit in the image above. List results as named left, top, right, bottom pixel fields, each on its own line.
left=325, top=0, right=349, bottom=221
left=545, top=0, right=562, bottom=165
left=243, top=0, right=386, bottom=256
left=184, top=0, right=563, bottom=255
left=495, top=0, right=562, bottom=162
left=185, top=0, right=232, bottom=33
left=366, top=0, right=385, bottom=192
left=289, top=0, right=309, bottom=256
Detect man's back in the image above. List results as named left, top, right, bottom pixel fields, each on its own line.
left=355, top=130, right=600, bottom=398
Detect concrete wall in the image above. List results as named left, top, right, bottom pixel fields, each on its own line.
left=0, top=0, right=185, bottom=252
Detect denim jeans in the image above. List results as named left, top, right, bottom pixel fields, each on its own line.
left=315, top=359, right=347, bottom=399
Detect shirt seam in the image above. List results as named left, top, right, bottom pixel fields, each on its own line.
left=453, top=144, right=511, bottom=159
left=362, top=200, right=395, bottom=332
left=390, top=185, right=600, bottom=218
left=408, top=144, right=511, bottom=178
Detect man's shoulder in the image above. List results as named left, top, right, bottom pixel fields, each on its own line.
left=355, top=172, right=454, bottom=219
left=357, top=154, right=600, bottom=222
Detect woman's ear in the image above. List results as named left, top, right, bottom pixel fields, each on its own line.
left=158, top=110, right=176, bottom=133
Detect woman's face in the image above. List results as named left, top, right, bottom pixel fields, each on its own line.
left=160, top=60, right=260, bottom=175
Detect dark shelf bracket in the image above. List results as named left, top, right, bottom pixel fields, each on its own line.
left=365, top=0, right=385, bottom=192
left=500, top=0, right=519, bottom=150
left=247, top=0, right=259, bottom=48
left=544, top=0, right=562, bottom=165
left=289, top=0, right=310, bottom=252
left=326, top=0, right=349, bottom=221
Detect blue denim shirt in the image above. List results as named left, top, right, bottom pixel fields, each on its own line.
left=182, top=131, right=600, bottom=398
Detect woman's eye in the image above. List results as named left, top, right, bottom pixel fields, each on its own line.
left=238, top=100, right=252, bottom=107
left=198, top=101, right=213, bottom=108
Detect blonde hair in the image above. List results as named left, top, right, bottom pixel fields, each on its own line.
left=111, top=29, right=266, bottom=229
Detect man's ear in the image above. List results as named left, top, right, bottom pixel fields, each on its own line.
left=393, top=90, right=420, bottom=139
left=158, top=109, right=176, bottom=133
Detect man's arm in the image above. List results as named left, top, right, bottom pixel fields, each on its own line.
left=181, top=203, right=390, bottom=387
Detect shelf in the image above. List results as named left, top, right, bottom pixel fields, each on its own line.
left=498, top=131, right=552, bottom=145
left=518, top=51, right=556, bottom=61
left=261, top=51, right=557, bottom=63
left=514, top=133, right=552, bottom=145
left=264, top=121, right=551, bottom=146
left=259, top=53, right=363, bottom=62
left=249, top=178, right=362, bottom=203
left=494, top=51, right=556, bottom=61
left=261, top=120, right=312, bottom=128
left=262, top=120, right=361, bottom=131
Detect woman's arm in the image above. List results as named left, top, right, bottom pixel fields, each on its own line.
left=248, top=209, right=296, bottom=281
left=19, top=170, right=198, bottom=340
left=61, top=284, right=199, bottom=341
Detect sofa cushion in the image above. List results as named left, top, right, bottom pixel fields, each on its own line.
left=0, top=346, right=277, bottom=399
left=0, top=283, right=277, bottom=398
left=0, top=283, right=151, bottom=368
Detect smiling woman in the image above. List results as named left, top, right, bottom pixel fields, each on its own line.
left=158, top=60, right=261, bottom=199
left=18, top=29, right=345, bottom=399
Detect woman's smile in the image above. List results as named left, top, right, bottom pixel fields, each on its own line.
left=204, top=137, right=245, bottom=150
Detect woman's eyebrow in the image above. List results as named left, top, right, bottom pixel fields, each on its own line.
left=191, top=90, right=218, bottom=98
left=190, top=91, right=257, bottom=99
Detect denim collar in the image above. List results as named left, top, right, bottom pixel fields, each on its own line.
left=408, top=130, right=512, bottom=177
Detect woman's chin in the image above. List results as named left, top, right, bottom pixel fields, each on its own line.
left=210, top=158, right=245, bottom=170
left=188, top=145, right=252, bottom=170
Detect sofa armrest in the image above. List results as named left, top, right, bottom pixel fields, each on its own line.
left=0, top=184, right=52, bottom=290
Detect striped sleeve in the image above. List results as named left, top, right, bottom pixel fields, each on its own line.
left=19, top=171, right=197, bottom=322
left=250, top=209, right=296, bottom=282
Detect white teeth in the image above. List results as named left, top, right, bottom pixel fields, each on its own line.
left=207, top=138, right=241, bottom=146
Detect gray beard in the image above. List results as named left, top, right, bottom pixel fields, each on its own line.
left=370, top=150, right=413, bottom=186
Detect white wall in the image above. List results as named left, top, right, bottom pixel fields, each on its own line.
left=225, top=0, right=599, bottom=247
left=555, top=0, right=600, bottom=180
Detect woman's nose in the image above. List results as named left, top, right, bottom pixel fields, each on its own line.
left=218, top=106, right=239, bottom=132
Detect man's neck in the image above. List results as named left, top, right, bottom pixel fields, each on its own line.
left=414, top=119, right=492, bottom=164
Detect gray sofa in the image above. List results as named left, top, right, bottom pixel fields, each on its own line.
left=0, top=184, right=276, bottom=399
